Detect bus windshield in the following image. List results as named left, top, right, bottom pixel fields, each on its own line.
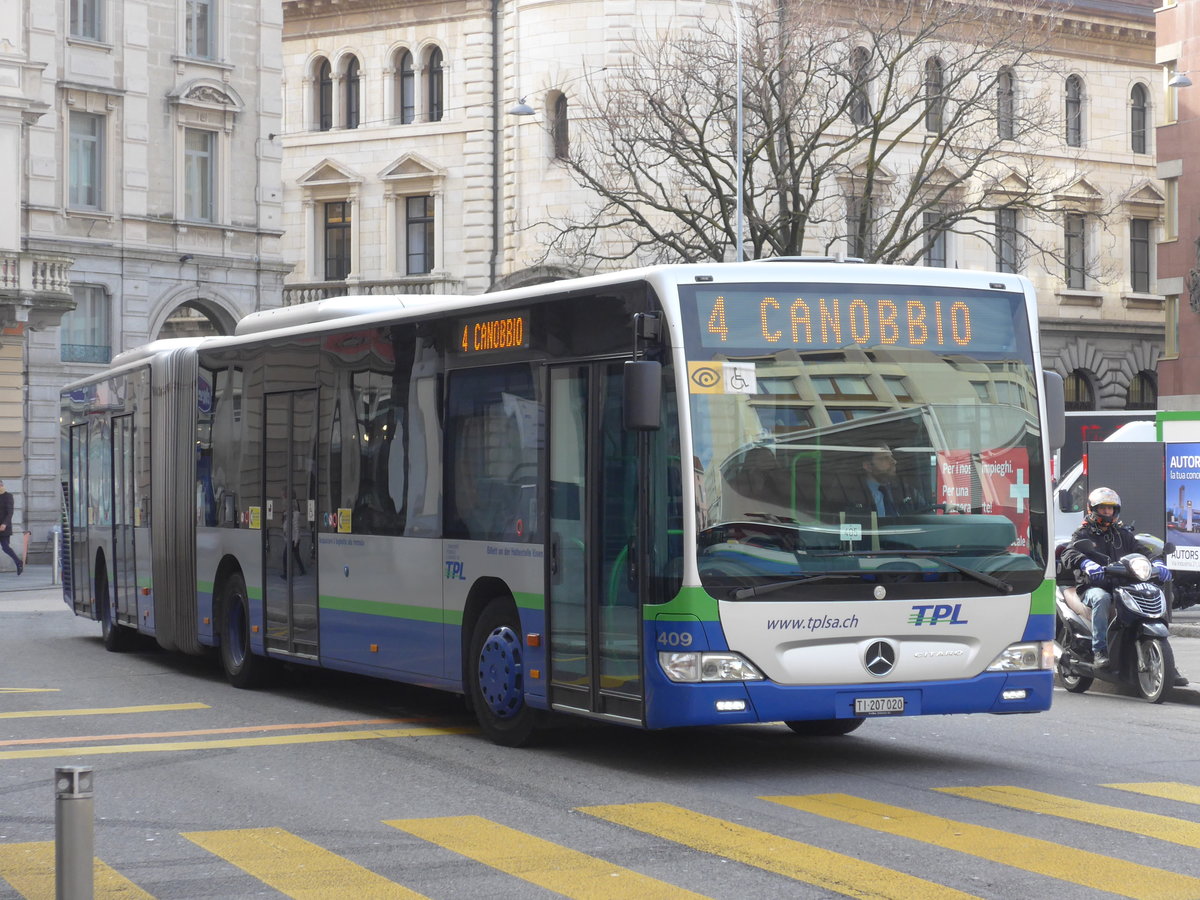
left=680, top=281, right=1047, bottom=600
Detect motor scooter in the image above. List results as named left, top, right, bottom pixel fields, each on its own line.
left=1055, top=537, right=1179, bottom=703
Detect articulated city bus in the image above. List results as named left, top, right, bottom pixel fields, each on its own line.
left=61, top=261, right=1063, bottom=745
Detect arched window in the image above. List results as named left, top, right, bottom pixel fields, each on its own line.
left=396, top=50, right=415, bottom=124
left=344, top=57, right=361, bottom=129
left=848, top=46, right=871, bottom=126
left=1130, top=83, right=1148, bottom=154
left=551, top=93, right=569, bottom=159
left=924, top=57, right=945, bottom=132
left=1065, top=75, right=1083, bottom=147
left=425, top=47, right=443, bottom=122
left=157, top=301, right=228, bottom=340
left=317, top=59, right=333, bottom=132
left=1125, top=371, right=1157, bottom=410
left=1064, top=370, right=1094, bottom=411
left=997, top=68, right=1015, bottom=140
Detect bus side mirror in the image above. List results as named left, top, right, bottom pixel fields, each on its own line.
left=1043, top=370, right=1065, bottom=452
left=624, top=360, right=662, bottom=431
left=1057, top=490, right=1073, bottom=513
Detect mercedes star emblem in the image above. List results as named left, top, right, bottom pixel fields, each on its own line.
left=864, top=640, right=896, bottom=677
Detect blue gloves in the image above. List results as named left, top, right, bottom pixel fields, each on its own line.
left=1080, top=559, right=1105, bottom=583
left=1154, top=561, right=1172, bottom=583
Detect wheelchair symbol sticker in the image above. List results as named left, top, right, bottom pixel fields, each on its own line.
left=724, top=363, right=756, bottom=394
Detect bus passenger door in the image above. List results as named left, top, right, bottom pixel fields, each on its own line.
left=111, top=414, right=136, bottom=628
left=68, top=424, right=90, bottom=614
left=263, top=390, right=319, bottom=658
left=547, top=362, right=643, bottom=722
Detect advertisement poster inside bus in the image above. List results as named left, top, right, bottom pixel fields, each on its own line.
left=936, top=449, right=1031, bottom=552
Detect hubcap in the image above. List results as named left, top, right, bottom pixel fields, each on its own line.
left=477, top=625, right=524, bottom=719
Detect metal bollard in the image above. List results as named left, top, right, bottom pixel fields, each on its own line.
left=54, top=766, right=94, bottom=900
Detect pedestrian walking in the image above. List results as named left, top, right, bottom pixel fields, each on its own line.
left=0, top=479, right=23, bottom=575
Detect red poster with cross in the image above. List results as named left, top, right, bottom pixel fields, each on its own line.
left=978, top=448, right=1031, bottom=553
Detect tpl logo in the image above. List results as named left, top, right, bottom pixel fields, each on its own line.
left=908, top=603, right=969, bottom=626
left=445, top=560, right=467, bottom=581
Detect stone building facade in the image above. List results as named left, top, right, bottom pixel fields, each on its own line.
left=279, top=0, right=1165, bottom=411
left=1155, top=0, right=1200, bottom=409
left=1, top=0, right=290, bottom=557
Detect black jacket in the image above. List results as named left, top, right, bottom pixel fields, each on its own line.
left=0, top=491, right=11, bottom=532
left=1060, top=519, right=1140, bottom=588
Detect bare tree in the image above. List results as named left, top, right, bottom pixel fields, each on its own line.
left=537, top=0, right=1097, bottom=273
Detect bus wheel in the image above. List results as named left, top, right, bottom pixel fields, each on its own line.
left=784, top=718, right=865, bottom=737
left=98, top=566, right=132, bottom=652
left=219, top=572, right=266, bottom=689
left=468, top=599, right=538, bottom=747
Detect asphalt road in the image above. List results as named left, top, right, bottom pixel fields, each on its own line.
left=3, top=568, right=1200, bottom=899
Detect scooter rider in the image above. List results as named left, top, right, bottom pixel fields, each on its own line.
left=1060, top=487, right=1185, bottom=684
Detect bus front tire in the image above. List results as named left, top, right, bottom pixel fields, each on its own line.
left=219, top=572, right=267, bottom=689
left=784, top=718, right=865, bottom=737
left=468, top=599, right=538, bottom=747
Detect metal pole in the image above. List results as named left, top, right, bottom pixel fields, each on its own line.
left=55, top=766, right=94, bottom=900
left=730, top=0, right=745, bottom=262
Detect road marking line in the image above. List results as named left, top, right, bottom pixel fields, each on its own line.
left=0, top=725, right=475, bottom=760
left=0, top=841, right=153, bottom=899
left=0, top=717, right=421, bottom=747
left=1105, top=782, right=1200, bottom=806
left=765, top=793, right=1200, bottom=900
left=939, top=785, right=1200, bottom=848
left=580, top=802, right=976, bottom=900
left=184, top=827, right=426, bottom=899
left=386, top=814, right=708, bottom=899
left=0, top=688, right=60, bottom=694
left=0, top=702, right=210, bottom=720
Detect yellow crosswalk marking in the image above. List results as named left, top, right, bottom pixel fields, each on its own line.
left=0, top=703, right=209, bottom=720
left=766, top=793, right=1200, bottom=900
left=0, top=725, right=474, bottom=760
left=580, top=802, right=977, bottom=900
left=939, top=785, right=1200, bottom=849
left=0, top=841, right=152, bottom=899
left=1106, top=782, right=1200, bottom=806
left=387, top=814, right=709, bottom=899
left=183, top=827, right=425, bottom=899
left=0, top=688, right=60, bottom=694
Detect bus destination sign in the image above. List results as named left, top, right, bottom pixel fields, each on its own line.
left=687, top=286, right=1026, bottom=355
left=457, top=310, right=530, bottom=355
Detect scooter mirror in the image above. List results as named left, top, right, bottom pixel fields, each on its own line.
left=1163, top=541, right=1176, bottom=556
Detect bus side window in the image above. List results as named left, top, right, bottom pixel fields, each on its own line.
left=445, top=365, right=541, bottom=542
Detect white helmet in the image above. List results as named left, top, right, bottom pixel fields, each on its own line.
left=1086, top=487, right=1121, bottom=526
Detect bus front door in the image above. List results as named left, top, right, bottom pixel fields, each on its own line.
left=68, top=423, right=90, bottom=615
left=263, top=390, right=318, bottom=658
left=547, top=362, right=644, bottom=723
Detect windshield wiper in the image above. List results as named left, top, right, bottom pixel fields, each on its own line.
left=808, top=550, right=1014, bottom=594
left=733, top=573, right=844, bottom=601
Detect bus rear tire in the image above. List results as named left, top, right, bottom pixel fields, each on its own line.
left=784, top=718, right=865, bottom=737
left=219, top=571, right=267, bottom=689
left=98, top=566, right=132, bottom=652
left=468, top=598, right=538, bottom=747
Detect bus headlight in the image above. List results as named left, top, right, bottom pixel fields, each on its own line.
left=659, top=652, right=765, bottom=683
left=986, top=641, right=1054, bottom=672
